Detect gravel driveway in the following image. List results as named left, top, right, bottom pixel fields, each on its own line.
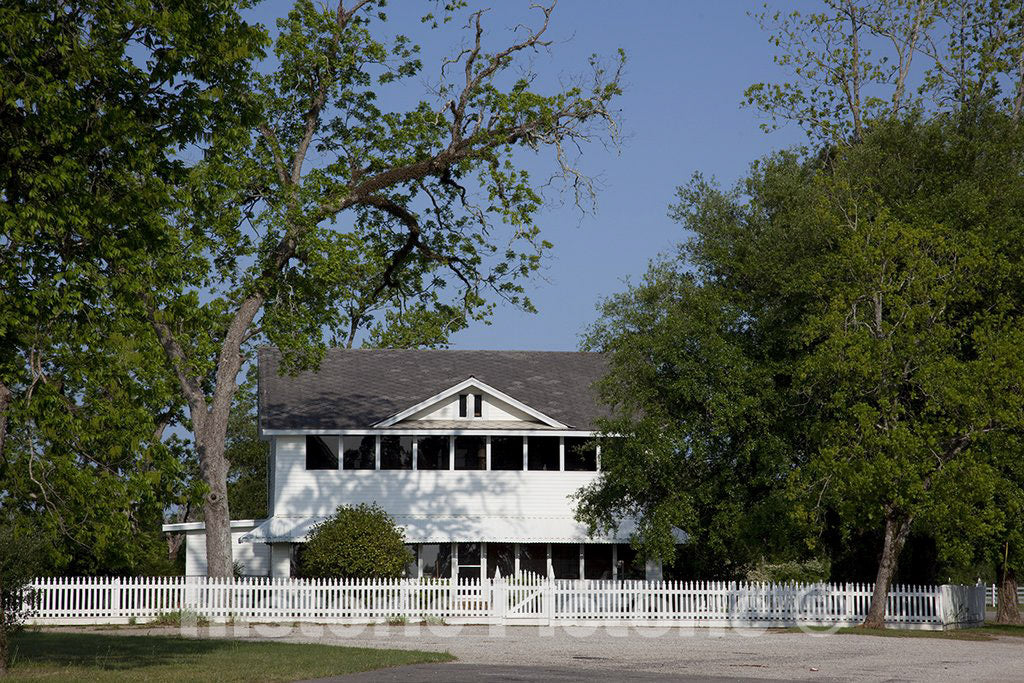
left=207, top=621, right=1023, bottom=682
left=62, top=622, right=1023, bottom=681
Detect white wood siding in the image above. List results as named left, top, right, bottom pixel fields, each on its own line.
left=184, top=525, right=271, bottom=577
left=274, top=435, right=596, bottom=517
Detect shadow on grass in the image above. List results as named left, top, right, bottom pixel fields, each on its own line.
left=11, top=631, right=250, bottom=671
left=9, top=630, right=454, bottom=682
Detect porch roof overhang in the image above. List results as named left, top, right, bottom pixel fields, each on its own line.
left=238, top=515, right=687, bottom=545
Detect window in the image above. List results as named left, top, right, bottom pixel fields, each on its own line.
left=584, top=545, right=613, bottom=580
left=527, top=436, right=559, bottom=471
left=380, top=435, right=413, bottom=470
left=564, top=437, right=597, bottom=471
left=416, top=435, right=450, bottom=470
left=551, top=544, right=580, bottom=579
left=490, top=436, right=523, bottom=470
left=457, top=542, right=481, bottom=581
left=420, top=543, right=452, bottom=578
left=454, top=435, right=485, bottom=470
left=459, top=393, right=483, bottom=418
left=342, top=435, right=376, bottom=469
left=487, top=543, right=515, bottom=578
left=519, top=543, right=548, bottom=578
left=305, top=435, right=338, bottom=470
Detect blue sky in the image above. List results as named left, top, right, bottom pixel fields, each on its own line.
left=248, top=1, right=808, bottom=351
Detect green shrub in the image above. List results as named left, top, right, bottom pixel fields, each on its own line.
left=746, top=558, right=830, bottom=584
left=299, top=504, right=412, bottom=579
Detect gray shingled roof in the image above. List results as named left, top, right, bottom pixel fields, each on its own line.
left=258, top=348, right=610, bottom=431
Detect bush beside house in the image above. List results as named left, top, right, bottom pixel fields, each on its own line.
left=299, top=504, right=412, bottom=579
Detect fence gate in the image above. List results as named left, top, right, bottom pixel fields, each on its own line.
left=501, top=574, right=548, bottom=623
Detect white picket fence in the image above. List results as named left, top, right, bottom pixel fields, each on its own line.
left=20, top=576, right=985, bottom=629
left=986, top=584, right=1024, bottom=607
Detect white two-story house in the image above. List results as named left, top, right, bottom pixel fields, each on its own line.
left=164, top=348, right=668, bottom=581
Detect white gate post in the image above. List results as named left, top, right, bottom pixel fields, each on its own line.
left=112, top=577, right=122, bottom=620
left=545, top=577, right=554, bottom=625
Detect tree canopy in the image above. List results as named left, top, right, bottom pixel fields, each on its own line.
left=578, top=107, right=1024, bottom=627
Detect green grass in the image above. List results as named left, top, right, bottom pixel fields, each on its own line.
left=783, top=622, right=1024, bottom=641
left=5, top=631, right=455, bottom=682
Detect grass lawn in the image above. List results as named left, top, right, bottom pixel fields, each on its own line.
left=5, top=630, right=455, bottom=682
left=785, top=623, right=1024, bottom=641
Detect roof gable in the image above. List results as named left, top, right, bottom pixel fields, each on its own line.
left=373, top=377, right=568, bottom=428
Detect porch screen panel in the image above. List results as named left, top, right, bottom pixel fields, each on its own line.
left=551, top=543, right=580, bottom=579
left=584, top=544, right=613, bottom=579
left=564, top=437, right=597, bottom=471
left=527, top=436, right=559, bottom=471
left=490, top=436, right=523, bottom=470
left=380, top=435, right=413, bottom=469
left=519, top=543, right=547, bottom=578
left=343, top=435, right=376, bottom=469
left=615, top=544, right=646, bottom=580
left=486, top=543, right=515, bottom=578
left=305, top=435, right=339, bottom=470
left=454, top=435, right=485, bottom=470
left=420, top=543, right=452, bottom=578
left=416, top=436, right=450, bottom=470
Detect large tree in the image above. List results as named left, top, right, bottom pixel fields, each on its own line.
left=578, top=109, right=1024, bottom=628
left=0, top=0, right=266, bottom=671
left=130, top=0, right=623, bottom=577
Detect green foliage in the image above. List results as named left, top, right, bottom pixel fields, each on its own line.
left=0, top=0, right=266, bottom=579
left=746, top=0, right=1024, bottom=142
left=299, top=504, right=412, bottom=580
left=579, top=108, right=1024, bottom=584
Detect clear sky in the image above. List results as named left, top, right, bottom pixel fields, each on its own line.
left=247, top=1, right=808, bottom=351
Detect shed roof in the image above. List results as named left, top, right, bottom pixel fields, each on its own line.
left=258, top=348, right=610, bottom=431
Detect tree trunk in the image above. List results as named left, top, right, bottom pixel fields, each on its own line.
left=862, top=514, right=913, bottom=629
left=196, top=419, right=234, bottom=578
left=996, top=566, right=1022, bottom=625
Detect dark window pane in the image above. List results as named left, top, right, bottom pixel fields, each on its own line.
left=487, top=543, right=515, bottom=578
left=584, top=544, right=613, bottom=580
left=459, top=394, right=467, bottom=418
left=343, top=435, right=376, bottom=469
left=519, top=543, right=548, bottom=577
left=527, top=436, right=559, bottom=471
left=459, top=566, right=481, bottom=581
left=616, top=544, right=646, bottom=580
left=380, top=435, right=413, bottom=470
left=420, top=543, right=451, bottom=578
left=490, top=436, right=523, bottom=470
left=551, top=544, right=580, bottom=579
left=564, top=437, right=597, bottom=471
left=454, top=435, right=485, bottom=470
left=305, top=435, right=338, bottom=470
left=473, top=394, right=482, bottom=417
left=458, top=542, right=481, bottom=565
left=417, top=436, right=450, bottom=470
